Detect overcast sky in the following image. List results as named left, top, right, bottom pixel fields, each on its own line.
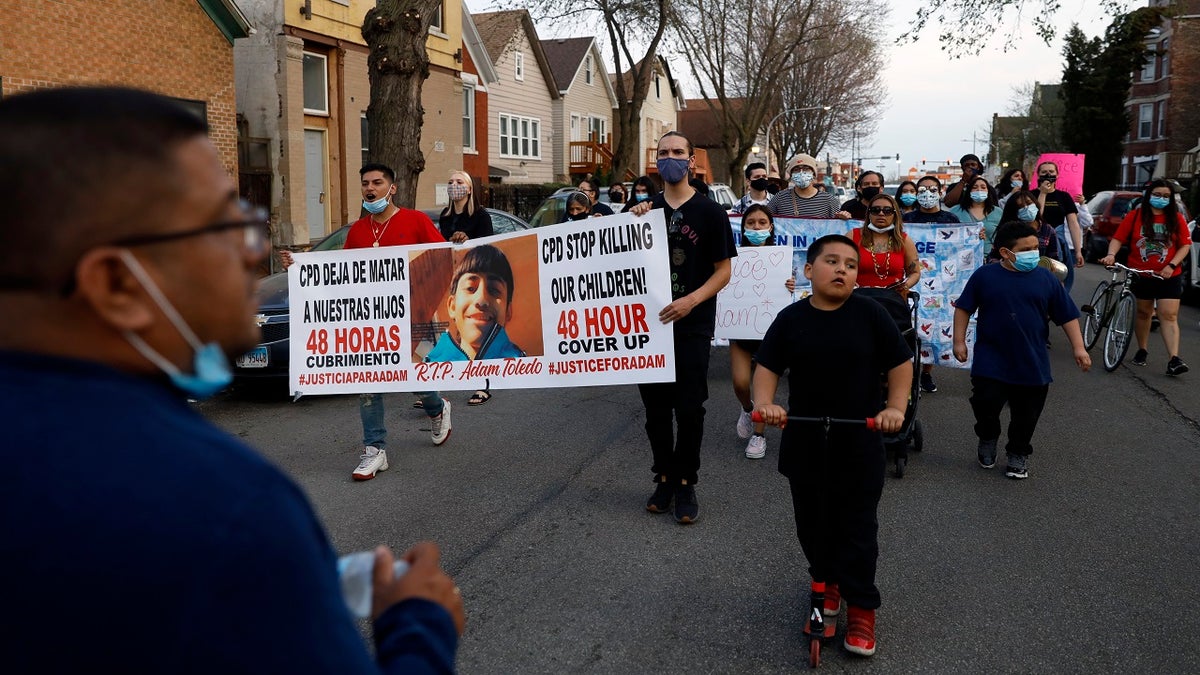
left=466, top=0, right=1134, bottom=180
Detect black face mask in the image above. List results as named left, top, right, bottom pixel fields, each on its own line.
left=767, top=183, right=781, bottom=195
left=859, top=186, right=881, bottom=200
left=568, top=211, right=590, bottom=222
left=749, top=177, right=770, bottom=192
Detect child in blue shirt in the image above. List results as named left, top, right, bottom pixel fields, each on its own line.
left=952, top=221, right=1092, bottom=479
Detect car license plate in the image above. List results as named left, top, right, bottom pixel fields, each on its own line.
left=236, top=346, right=269, bottom=368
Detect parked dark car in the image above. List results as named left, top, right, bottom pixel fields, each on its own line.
left=234, top=209, right=528, bottom=379
left=1083, top=190, right=1139, bottom=262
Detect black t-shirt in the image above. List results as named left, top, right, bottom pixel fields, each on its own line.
left=439, top=206, right=493, bottom=241
left=1038, top=189, right=1077, bottom=227
left=905, top=209, right=961, bottom=224
left=651, top=191, right=737, bottom=335
left=591, top=202, right=615, bottom=216
left=755, top=294, right=912, bottom=477
left=841, top=199, right=866, bottom=220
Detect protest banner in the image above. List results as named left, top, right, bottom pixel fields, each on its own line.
left=728, top=217, right=984, bottom=367
left=714, top=245, right=793, bottom=340
left=1036, top=153, right=1086, bottom=198
left=288, top=211, right=676, bottom=395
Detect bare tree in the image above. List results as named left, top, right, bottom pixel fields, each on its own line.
left=668, top=0, right=861, bottom=193
left=362, top=0, right=441, bottom=207
left=770, top=12, right=884, bottom=176
left=515, top=0, right=670, bottom=182
left=901, top=0, right=1129, bottom=55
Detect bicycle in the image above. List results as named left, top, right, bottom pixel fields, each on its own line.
left=1080, top=262, right=1160, bottom=372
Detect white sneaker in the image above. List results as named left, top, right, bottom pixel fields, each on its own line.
left=352, top=446, right=388, bottom=481
left=745, top=434, right=767, bottom=459
left=736, top=409, right=753, bottom=439
left=430, top=399, right=452, bottom=445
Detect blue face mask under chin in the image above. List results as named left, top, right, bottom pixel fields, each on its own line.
left=118, top=250, right=234, bottom=399
left=363, top=195, right=390, bottom=214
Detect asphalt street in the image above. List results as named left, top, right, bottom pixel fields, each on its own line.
left=202, top=262, right=1200, bottom=673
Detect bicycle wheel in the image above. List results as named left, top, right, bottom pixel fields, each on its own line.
left=1103, top=291, right=1137, bottom=372
left=1082, top=282, right=1112, bottom=350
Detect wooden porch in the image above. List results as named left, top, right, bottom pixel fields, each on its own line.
left=645, top=147, right=710, bottom=182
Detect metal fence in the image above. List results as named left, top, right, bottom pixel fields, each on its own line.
left=483, top=184, right=563, bottom=221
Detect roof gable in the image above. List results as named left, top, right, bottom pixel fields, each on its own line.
left=196, top=0, right=252, bottom=45
left=472, top=9, right=558, bottom=99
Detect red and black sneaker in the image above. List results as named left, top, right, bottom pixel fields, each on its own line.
left=823, top=582, right=842, bottom=617
left=843, top=605, right=877, bottom=656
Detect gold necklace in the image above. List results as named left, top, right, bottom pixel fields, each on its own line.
left=370, top=210, right=396, bottom=247
left=867, top=233, right=892, bottom=279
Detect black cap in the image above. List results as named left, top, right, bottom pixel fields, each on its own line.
left=960, top=153, right=981, bottom=166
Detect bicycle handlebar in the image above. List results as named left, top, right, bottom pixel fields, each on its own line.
left=1105, top=262, right=1162, bottom=278
left=751, top=411, right=877, bottom=431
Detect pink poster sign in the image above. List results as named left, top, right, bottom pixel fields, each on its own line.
left=1035, top=153, right=1086, bottom=197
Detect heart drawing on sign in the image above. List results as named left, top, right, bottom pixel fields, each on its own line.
left=768, top=251, right=785, bottom=266
left=753, top=283, right=766, bottom=297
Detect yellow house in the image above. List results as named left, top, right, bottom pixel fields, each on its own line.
left=236, top=0, right=464, bottom=246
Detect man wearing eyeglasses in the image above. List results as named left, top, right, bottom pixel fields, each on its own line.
left=0, top=87, right=463, bottom=672
left=629, top=131, right=737, bottom=524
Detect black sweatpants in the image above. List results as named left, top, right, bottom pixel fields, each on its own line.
left=785, top=427, right=886, bottom=610
left=637, top=332, right=711, bottom=485
left=969, top=376, right=1050, bottom=457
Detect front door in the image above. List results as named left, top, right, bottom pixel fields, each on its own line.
left=304, top=129, right=328, bottom=240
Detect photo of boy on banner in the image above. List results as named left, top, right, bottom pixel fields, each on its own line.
left=411, top=238, right=544, bottom=362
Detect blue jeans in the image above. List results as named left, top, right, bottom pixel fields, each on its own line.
left=1054, top=225, right=1076, bottom=294
left=359, top=391, right=442, bottom=449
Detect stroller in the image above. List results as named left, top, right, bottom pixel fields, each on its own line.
left=853, top=287, right=924, bottom=478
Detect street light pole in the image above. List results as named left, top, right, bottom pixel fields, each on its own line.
left=765, top=105, right=832, bottom=175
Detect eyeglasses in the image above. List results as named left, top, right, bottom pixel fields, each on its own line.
left=111, top=202, right=270, bottom=256
left=868, top=206, right=896, bottom=216
left=669, top=210, right=684, bottom=235
left=1150, top=192, right=1173, bottom=199
left=916, top=186, right=939, bottom=195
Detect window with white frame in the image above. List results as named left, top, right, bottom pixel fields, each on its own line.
left=463, top=83, right=475, bottom=151
left=303, top=51, right=329, bottom=115
left=499, top=113, right=540, bottom=159
left=514, top=53, right=525, bottom=81
left=1138, top=103, right=1153, bottom=139
left=585, top=54, right=593, bottom=85
left=361, top=113, right=369, bottom=165
left=1157, top=101, right=1165, bottom=138
left=430, top=1, right=444, bottom=33
left=1162, top=39, right=1170, bottom=78
left=588, top=115, right=607, bottom=144
left=1140, top=44, right=1156, bottom=81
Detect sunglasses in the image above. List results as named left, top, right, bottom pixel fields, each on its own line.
left=868, top=206, right=896, bottom=216
left=916, top=186, right=939, bottom=195
left=1039, top=173, right=1057, bottom=179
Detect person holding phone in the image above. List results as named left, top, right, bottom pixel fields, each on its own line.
left=1034, top=160, right=1085, bottom=293
left=943, top=153, right=984, bottom=206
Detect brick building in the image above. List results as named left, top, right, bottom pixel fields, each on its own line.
left=1121, top=0, right=1200, bottom=189
left=0, top=0, right=251, bottom=174
left=235, top=0, right=467, bottom=246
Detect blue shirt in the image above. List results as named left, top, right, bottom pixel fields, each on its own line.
left=0, top=351, right=457, bottom=673
left=425, top=325, right=525, bottom=361
left=954, top=265, right=1080, bottom=385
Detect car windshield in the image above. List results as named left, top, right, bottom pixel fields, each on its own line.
left=311, top=227, right=350, bottom=252
left=1110, top=196, right=1134, bottom=219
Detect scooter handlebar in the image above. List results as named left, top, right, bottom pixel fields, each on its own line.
left=751, top=411, right=877, bottom=431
